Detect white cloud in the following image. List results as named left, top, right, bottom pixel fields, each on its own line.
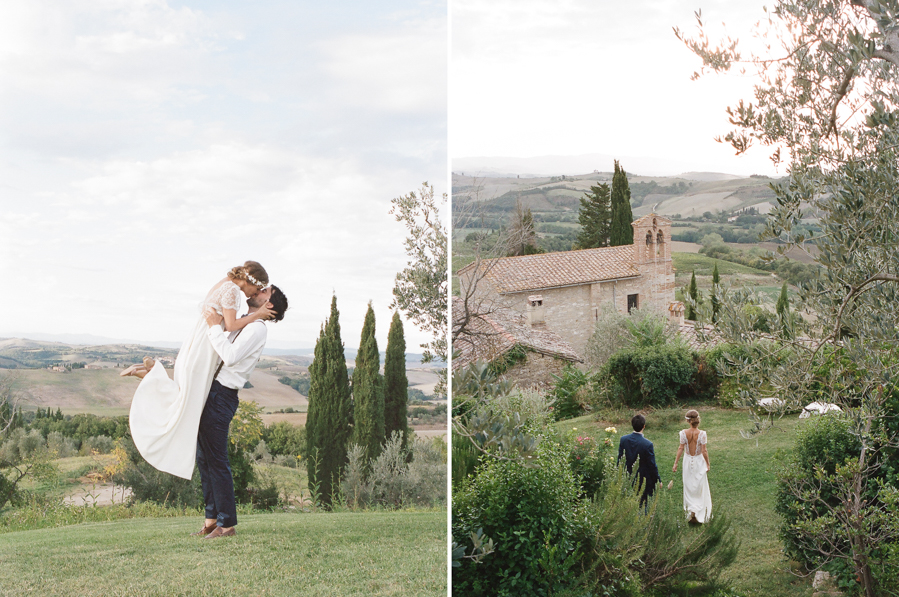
left=0, top=1, right=446, bottom=352
left=320, top=17, right=447, bottom=114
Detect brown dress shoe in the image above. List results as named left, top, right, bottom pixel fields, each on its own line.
left=204, top=526, right=236, bottom=539
left=191, top=523, right=217, bottom=537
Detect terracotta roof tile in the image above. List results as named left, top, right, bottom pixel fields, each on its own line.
left=458, top=245, right=639, bottom=294
left=452, top=297, right=582, bottom=370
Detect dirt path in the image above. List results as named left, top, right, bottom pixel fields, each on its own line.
left=63, top=483, right=132, bottom=506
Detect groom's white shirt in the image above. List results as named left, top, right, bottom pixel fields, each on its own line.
left=206, top=320, right=267, bottom=390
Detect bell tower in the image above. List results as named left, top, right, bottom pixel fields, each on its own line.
left=631, top=213, right=675, bottom=311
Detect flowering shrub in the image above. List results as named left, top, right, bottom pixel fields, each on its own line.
left=566, top=427, right=616, bottom=498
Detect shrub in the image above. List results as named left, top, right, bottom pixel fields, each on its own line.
left=549, top=365, right=592, bottom=421
left=79, top=435, right=115, bottom=456
left=113, top=435, right=201, bottom=509
left=603, top=344, right=696, bottom=407
left=452, top=440, right=584, bottom=596
left=774, top=415, right=861, bottom=566
left=638, top=492, right=739, bottom=588
left=578, top=463, right=738, bottom=593
left=566, top=428, right=614, bottom=499
left=251, top=439, right=273, bottom=463
left=247, top=468, right=281, bottom=510
left=452, top=429, right=481, bottom=489
left=0, top=428, right=45, bottom=463
left=228, top=442, right=256, bottom=504
left=341, top=432, right=447, bottom=509
left=46, top=431, right=77, bottom=459
left=487, top=388, right=555, bottom=430
left=262, top=421, right=306, bottom=458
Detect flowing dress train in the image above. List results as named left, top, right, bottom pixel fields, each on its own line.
left=128, top=281, right=242, bottom=479
left=679, top=429, right=712, bottom=523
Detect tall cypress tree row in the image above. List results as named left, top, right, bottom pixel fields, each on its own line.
left=384, top=311, right=409, bottom=450
left=306, top=295, right=353, bottom=507
left=609, top=160, right=634, bottom=246
left=575, top=183, right=611, bottom=249
left=353, top=303, right=386, bottom=463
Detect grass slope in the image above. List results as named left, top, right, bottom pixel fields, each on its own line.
left=558, top=408, right=810, bottom=596
left=0, top=511, right=446, bottom=596
left=672, top=252, right=769, bottom=276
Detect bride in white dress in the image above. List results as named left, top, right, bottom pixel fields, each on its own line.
left=122, top=261, right=272, bottom=479
left=672, top=409, right=712, bottom=523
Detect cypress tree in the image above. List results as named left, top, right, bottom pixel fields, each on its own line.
left=353, top=303, right=386, bottom=464
left=576, top=183, right=612, bottom=249
left=609, top=160, right=634, bottom=246
left=384, top=311, right=409, bottom=451
left=711, top=263, right=720, bottom=323
left=776, top=282, right=789, bottom=318
left=686, top=271, right=699, bottom=320
left=306, top=295, right=353, bottom=507
left=776, top=282, right=791, bottom=336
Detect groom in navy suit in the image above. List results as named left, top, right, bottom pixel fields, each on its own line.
left=617, top=414, right=661, bottom=506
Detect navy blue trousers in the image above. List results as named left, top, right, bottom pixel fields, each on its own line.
left=196, top=380, right=239, bottom=528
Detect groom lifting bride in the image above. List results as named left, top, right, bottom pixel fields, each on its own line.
left=193, top=284, right=288, bottom=538
left=124, top=261, right=288, bottom=539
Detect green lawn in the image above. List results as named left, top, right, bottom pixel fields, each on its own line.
left=673, top=252, right=770, bottom=276
left=0, top=511, right=446, bottom=596
left=558, top=408, right=812, bottom=596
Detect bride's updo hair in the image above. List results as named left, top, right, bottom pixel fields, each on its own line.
left=685, top=409, right=701, bottom=427
left=228, top=261, right=269, bottom=288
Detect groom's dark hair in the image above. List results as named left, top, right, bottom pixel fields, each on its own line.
left=268, top=285, right=288, bottom=322
left=631, top=414, right=646, bottom=432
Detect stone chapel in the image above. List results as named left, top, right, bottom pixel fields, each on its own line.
left=457, top=213, right=684, bottom=358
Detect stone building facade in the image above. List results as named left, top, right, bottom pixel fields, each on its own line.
left=457, top=214, right=680, bottom=358
left=451, top=297, right=581, bottom=390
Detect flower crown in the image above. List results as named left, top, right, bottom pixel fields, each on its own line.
left=245, top=272, right=265, bottom=288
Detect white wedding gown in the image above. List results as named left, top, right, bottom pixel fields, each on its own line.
left=679, top=429, right=712, bottom=523
left=128, top=281, right=243, bottom=479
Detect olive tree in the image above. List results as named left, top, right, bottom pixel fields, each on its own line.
left=677, top=2, right=899, bottom=593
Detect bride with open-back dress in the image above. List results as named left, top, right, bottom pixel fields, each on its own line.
left=123, top=261, right=270, bottom=479
left=672, top=409, right=712, bottom=523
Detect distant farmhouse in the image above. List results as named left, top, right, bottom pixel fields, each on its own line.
left=455, top=214, right=684, bottom=385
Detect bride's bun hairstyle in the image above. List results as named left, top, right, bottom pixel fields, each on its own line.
left=685, top=409, right=701, bottom=427
left=228, top=260, right=269, bottom=288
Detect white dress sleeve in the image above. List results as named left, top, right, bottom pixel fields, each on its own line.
left=200, top=281, right=242, bottom=316
left=699, top=430, right=708, bottom=445
left=219, top=282, right=241, bottom=311
left=679, top=430, right=687, bottom=444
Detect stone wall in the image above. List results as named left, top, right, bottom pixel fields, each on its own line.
left=504, top=351, right=572, bottom=390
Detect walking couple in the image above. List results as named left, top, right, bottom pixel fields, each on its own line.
left=122, top=261, right=288, bottom=539
left=617, top=410, right=712, bottom=523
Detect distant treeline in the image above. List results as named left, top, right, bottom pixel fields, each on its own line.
left=278, top=374, right=311, bottom=396
left=24, top=409, right=130, bottom=443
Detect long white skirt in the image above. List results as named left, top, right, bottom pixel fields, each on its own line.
left=129, top=317, right=218, bottom=479
left=682, top=453, right=712, bottom=523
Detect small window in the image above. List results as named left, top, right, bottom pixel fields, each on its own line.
left=627, top=294, right=639, bottom=313
left=645, top=232, right=653, bottom=245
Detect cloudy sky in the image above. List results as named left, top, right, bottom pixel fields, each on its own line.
left=0, top=0, right=447, bottom=350
left=451, top=0, right=781, bottom=177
